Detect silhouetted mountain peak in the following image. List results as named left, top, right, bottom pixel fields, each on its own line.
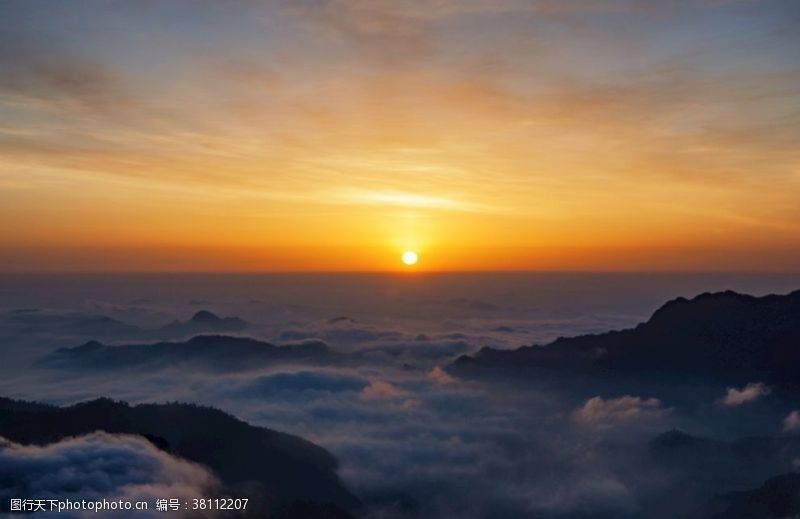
left=650, top=429, right=713, bottom=450
left=453, top=289, right=800, bottom=387
left=186, top=334, right=257, bottom=347
left=158, top=311, right=248, bottom=337
left=711, top=473, right=800, bottom=518
left=648, top=289, right=800, bottom=325
left=0, top=397, right=360, bottom=517
left=53, top=340, right=106, bottom=356
left=191, top=310, right=222, bottom=323
left=647, top=290, right=758, bottom=325
left=42, top=334, right=332, bottom=372
left=72, top=396, right=129, bottom=410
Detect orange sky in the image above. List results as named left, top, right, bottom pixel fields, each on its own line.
left=1, top=1, right=799, bottom=272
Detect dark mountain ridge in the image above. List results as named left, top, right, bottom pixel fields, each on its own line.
left=40, top=334, right=331, bottom=371
left=453, top=290, right=800, bottom=387
left=648, top=429, right=800, bottom=471
left=627, top=429, right=800, bottom=518
left=158, top=310, right=248, bottom=337
left=710, top=473, right=800, bottom=519
left=0, top=397, right=359, bottom=517
left=1, top=309, right=249, bottom=342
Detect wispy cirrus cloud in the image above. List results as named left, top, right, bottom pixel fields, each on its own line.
left=334, top=189, right=491, bottom=213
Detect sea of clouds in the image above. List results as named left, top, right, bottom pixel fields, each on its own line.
left=2, top=272, right=800, bottom=517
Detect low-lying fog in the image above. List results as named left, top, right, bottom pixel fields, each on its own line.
left=2, top=272, right=800, bottom=518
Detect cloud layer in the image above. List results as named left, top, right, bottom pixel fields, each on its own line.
left=2, top=276, right=800, bottom=517
left=0, top=432, right=216, bottom=518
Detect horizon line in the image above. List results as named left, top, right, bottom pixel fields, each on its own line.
left=2, top=269, right=800, bottom=276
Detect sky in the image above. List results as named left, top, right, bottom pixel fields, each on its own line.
left=1, top=0, right=799, bottom=272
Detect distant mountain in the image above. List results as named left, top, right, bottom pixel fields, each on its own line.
left=158, top=310, right=248, bottom=337
left=40, top=334, right=331, bottom=371
left=640, top=429, right=800, bottom=518
left=602, top=429, right=800, bottom=518
left=0, top=309, right=143, bottom=339
left=710, top=473, right=800, bottom=519
left=453, top=290, right=800, bottom=387
left=0, top=397, right=360, bottom=518
left=1, top=309, right=249, bottom=342
left=648, top=429, right=800, bottom=476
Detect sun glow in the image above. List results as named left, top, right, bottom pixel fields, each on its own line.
left=2, top=1, right=799, bottom=274
left=401, top=251, right=419, bottom=266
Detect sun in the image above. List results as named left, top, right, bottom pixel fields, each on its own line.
left=401, top=250, right=418, bottom=266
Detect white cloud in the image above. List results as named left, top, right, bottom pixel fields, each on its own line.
left=359, top=380, right=404, bottom=401
left=718, top=382, right=771, bottom=407
left=0, top=432, right=217, bottom=518
left=783, top=410, right=800, bottom=433
left=427, top=366, right=455, bottom=385
left=572, top=395, right=666, bottom=428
